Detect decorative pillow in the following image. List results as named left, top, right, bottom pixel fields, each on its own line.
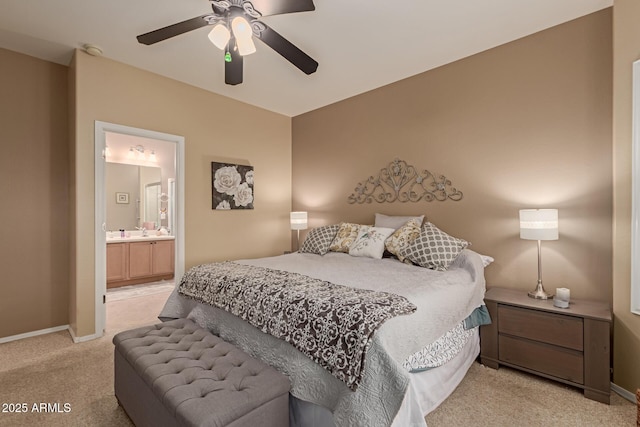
left=349, top=226, right=396, bottom=259
left=384, top=217, right=423, bottom=263
left=478, top=254, right=494, bottom=267
left=300, top=224, right=340, bottom=255
left=374, top=213, right=425, bottom=230
left=398, top=222, right=469, bottom=271
left=329, top=223, right=361, bottom=253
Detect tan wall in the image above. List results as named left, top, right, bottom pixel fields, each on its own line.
left=68, top=55, right=77, bottom=335
left=612, top=0, right=640, bottom=395
left=0, top=48, right=69, bottom=338
left=293, top=11, right=613, bottom=304
left=71, top=51, right=292, bottom=337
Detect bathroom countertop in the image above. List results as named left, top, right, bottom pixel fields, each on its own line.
left=106, top=235, right=175, bottom=243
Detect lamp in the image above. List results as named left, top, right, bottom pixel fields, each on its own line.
left=290, top=211, right=308, bottom=251
left=520, top=209, right=558, bottom=299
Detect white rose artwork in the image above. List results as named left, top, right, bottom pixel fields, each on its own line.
left=212, top=162, right=254, bottom=209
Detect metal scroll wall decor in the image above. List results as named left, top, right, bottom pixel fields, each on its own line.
left=347, top=158, right=463, bottom=204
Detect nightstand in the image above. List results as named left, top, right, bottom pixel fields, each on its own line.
left=480, top=287, right=612, bottom=404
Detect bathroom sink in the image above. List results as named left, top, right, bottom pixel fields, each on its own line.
left=106, top=234, right=174, bottom=243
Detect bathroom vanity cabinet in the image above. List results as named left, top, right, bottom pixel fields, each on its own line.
left=107, top=239, right=174, bottom=288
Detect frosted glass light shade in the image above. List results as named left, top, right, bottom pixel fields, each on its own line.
left=231, top=17, right=256, bottom=56
left=290, top=211, right=308, bottom=230
left=519, top=209, right=558, bottom=240
left=208, top=24, right=230, bottom=50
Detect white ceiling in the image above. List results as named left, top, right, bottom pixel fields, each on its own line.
left=0, top=0, right=612, bottom=117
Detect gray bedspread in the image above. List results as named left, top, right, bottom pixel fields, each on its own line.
left=159, top=250, right=486, bottom=427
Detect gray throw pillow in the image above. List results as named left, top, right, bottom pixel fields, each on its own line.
left=300, top=224, right=341, bottom=255
left=398, top=222, right=469, bottom=271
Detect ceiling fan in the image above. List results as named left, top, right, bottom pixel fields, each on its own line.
left=136, top=0, right=318, bottom=85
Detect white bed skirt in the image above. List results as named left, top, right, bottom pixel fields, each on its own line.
left=290, top=330, right=480, bottom=427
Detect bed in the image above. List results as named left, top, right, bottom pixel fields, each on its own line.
left=159, top=218, right=488, bottom=427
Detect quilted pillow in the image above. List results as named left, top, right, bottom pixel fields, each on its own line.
left=300, top=224, right=340, bottom=255
left=384, top=217, right=423, bottom=263
left=349, top=226, right=395, bottom=259
left=398, top=222, right=469, bottom=271
left=329, top=222, right=361, bottom=253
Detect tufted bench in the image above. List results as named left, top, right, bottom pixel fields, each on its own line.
left=113, top=318, right=291, bottom=427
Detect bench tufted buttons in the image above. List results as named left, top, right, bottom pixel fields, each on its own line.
left=114, top=318, right=291, bottom=427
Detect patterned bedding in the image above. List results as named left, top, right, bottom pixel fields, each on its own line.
left=403, top=322, right=475, bottom=372
left=160, top=250, right=486, bottom=427
left=177, top=261, right=417, bottom=390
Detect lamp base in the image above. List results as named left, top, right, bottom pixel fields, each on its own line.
left=528, top=282, right=553, bottom=300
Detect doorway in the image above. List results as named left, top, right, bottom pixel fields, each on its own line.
left=94, top=121, right=185, bottom=336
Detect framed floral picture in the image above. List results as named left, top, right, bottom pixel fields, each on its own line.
left=211, top=162, right=254, bottom=210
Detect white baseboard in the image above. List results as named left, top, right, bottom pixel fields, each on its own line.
left=0, top=325, right=70, bottom=344
left=67, top=326, right=103, bottom=343
left=611, top=382, right=636, bottom=403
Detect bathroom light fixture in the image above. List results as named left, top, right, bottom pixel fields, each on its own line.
left=126, top=145, right=157, bottom=162
left=290, top=211, right=308, bottom=251
left=519, top=209, right=558, bottom=299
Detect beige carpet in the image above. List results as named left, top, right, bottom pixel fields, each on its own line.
left=0, top=291, right=171, bottom=427
left=425, top=364, right=635, bottom=426
left=0, top=290, right=635, bottom=427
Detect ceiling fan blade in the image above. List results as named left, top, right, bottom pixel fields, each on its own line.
left=240, top=0, right=315, bottom=17
left=254, top=22, right=318, bottom=75
left=225, top=41, right=243, bottom=85
left=137, top=14, right=212, bottom=45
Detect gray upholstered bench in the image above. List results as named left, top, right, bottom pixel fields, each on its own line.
left=113, top=318, right=291, bottom=427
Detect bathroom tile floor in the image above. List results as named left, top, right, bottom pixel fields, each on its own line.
left=106, top=280, right=175, bottom=302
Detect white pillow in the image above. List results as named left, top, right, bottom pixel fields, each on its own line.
left=479, top=254, right=494, bottom=267
left=374, top=213, right=425, bottom=230
left=349, top=226, right=396, bottom=259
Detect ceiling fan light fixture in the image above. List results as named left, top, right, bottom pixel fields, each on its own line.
left=135, top=0, right=319, bottom=84
left=231, top=16, right=256, bottom=56
left=235, top=37, right=256, bottom=56
left=208, top=24, right=230, bottom=50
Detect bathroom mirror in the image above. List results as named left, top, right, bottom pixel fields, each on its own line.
left=106, top=163, right=163, bottom=231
